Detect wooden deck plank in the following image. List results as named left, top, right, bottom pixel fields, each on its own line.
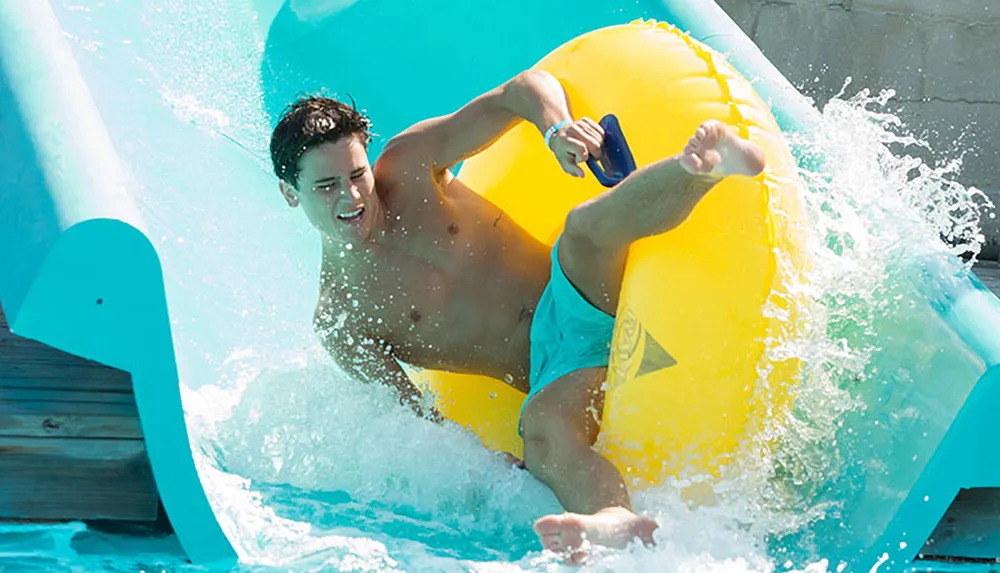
left=0, top=390, right=140, bottom=439
left=0, top=436, right=158, bottom=521
left=0, top=343, right=133, bottom=393
left=0, top=376, right=133, bottom=393
left=0, top=400, right=137, bottom=417
left=0, top=412, right=142, bottom=439
left=0, top=299, right=133, bottom=393
left=0, top=388, right=135, bottom=403
left=0, top=397, right=141, bottom=439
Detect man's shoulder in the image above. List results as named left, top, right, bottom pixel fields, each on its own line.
left=312, top=279, right=380, bottom=334
left=370, top=147, right=427, bottom=211
left=374, top=130, right=449, bottom=188
left=372, top=136, right=410, bottom=178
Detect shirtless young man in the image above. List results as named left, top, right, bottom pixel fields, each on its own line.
left=269, top=69, right=765, bottom=557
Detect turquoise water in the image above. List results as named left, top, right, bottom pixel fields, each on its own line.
left=0, top=1, right=994, bottom=572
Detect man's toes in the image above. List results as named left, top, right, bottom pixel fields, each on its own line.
left=533, top=515, right=563, bottom=536
left=680, top=153, right=704, bottom=173
left=536, top=518, right=569, bottom=553
left=540, top=534, right=562, bottom=551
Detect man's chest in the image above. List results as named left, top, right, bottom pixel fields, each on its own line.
left=320, top=182, right=551, bottom=357
left=346, top=246, right=503, bottom=339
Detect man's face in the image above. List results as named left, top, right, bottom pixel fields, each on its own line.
left=281, top=136, right=378, bottom=245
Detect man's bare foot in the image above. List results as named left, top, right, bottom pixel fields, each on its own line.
left=679, top=120, right=766, bottom=178
left=533, top=507, right=658, bottom=563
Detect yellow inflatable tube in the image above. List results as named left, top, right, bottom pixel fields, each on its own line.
left=407, top=20, right=805, bottom=487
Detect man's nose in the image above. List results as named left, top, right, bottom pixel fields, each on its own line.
left=349, top=186, right=363, bottom=201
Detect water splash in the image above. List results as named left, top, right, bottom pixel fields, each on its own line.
left=183, top=343, right=558, bottom=568
left=720, top=82, right=991, bottom=567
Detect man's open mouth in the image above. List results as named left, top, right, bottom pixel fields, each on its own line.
left=337, top=206, right=365, bottom=223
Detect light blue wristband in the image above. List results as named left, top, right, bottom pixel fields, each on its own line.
left=544, top=120, right=573, bottom=149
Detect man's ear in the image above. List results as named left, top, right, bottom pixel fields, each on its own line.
left=279, top=180, right=299, bottom=207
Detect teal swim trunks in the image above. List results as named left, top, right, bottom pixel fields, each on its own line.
left=522, top=238, right=616, bottom=424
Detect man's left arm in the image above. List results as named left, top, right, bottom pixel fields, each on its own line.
left=379, top=70, right=603, bottom=180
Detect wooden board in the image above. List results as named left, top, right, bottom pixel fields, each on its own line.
left=0, top=436, right=158, bottom=521
left=0, top=406, right=141, bottom=440
left=0, top=336, right=133, bottom=392
left=0, top=298, right=158, bottom=521
left=0, top=388, right=135, bottom=403
left=0, top=388, right=140, bottom=439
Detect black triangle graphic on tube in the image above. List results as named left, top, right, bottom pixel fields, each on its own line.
left=635, top=331, right=677, bottom=378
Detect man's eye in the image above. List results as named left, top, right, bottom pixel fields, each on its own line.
left=351, top=171, right=365, bottom=180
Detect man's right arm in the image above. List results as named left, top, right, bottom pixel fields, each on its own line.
left=377, top=70, right=604, bottom=181
left=317, top=318, right=431, bottom=418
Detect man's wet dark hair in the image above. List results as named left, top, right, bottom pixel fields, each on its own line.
left=270, top=95, right=373, bottom=187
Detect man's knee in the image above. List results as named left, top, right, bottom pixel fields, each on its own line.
left=521, top=405, right=592, bottom=475
left=564, top=192, right=641, bottom=252
left=560, top=210, right=630, bottom=313
left=564, top=203, right=610, bottom=250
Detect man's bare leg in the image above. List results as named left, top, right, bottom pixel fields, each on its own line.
left=557, top=120, right=766, bottom=315
left=521, top=367, right=658, bottom=563
left=525, top=121, right=766, bottom=557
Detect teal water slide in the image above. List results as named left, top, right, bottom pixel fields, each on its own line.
left=1, top=0, right=998, bottom=570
